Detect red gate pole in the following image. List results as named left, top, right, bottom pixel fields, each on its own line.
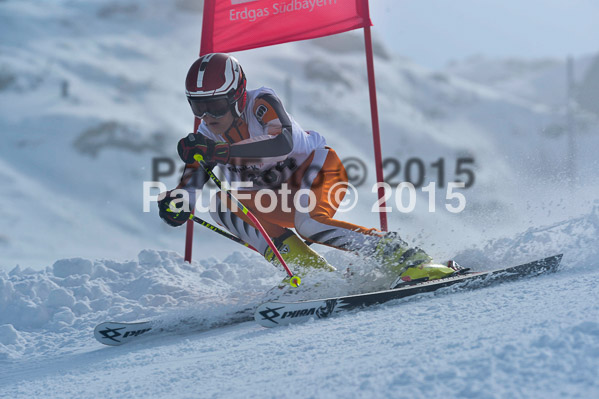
left=184, top=213, right=194, bottom=263
left=183, top=117, right=202, bottom=263
left=363, top=23, right=388, bottom=232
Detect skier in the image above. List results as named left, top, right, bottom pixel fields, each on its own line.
left=158, top=53, right=455, bottom=286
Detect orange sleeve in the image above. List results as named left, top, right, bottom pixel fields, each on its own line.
left=253, top=98, right=280, bottom=128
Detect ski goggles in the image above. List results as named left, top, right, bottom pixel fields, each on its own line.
left=188, top=96, right=231, bottom=119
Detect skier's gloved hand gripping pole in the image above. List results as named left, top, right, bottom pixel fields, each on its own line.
left=193, top=153, right=301, bottom=288
left=159, top=185, right=258, bottom=252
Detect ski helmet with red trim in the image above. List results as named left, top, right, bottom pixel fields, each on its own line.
left=185, top=53, right=247, bottom=118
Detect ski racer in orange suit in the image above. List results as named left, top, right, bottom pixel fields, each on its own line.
left=158, top=53, right=455, bottom=285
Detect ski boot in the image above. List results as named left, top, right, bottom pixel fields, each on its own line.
left=446, top=260, right=470, bottom=274
left=389, top=263, right=460, bottom=289
left=372, top=232, right=455, bottom=289
left=264, top=230, right=336, bottom=287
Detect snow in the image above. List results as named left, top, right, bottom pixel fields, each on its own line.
left=1, top=208, right=599, bottom=397
left=1, top=0, right=599, bottom=397
left=1, top=250, right=598, bottom=398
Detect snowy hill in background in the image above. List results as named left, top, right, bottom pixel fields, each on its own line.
left=0, top=0, right=205, bottom=267
left=445, top=54, right=596, bottom=108
left=2, top=0, right=598, bottom=271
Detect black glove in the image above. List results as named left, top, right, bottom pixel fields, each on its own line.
left=177, top=133, right=230, bottom=165
left=157, top=191, right=191, bottom=227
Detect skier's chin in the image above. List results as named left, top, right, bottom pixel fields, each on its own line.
left=208, top=122, right=231, bottom=135
left=206, top=117, right=233, bottom=135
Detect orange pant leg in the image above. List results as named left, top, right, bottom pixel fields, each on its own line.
left=292, top=148, right=382, bottom=251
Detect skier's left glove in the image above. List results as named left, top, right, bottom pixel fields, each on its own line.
left=157, top=191, right=191, bottom=227
left=177, top=133, right=230, bottom=165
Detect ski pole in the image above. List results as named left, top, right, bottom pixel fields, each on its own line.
left=191, top=214, right=257, bottom=252
left=193, top=154, right=301, bottom=287
left=193, top=213, right=312, bottom=250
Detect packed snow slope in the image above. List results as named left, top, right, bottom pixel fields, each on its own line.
left=1, top=1, right=599, bottom=397
left=1, top=0, right=598, bottom=269
left=1, top=207, right=598, bottom=398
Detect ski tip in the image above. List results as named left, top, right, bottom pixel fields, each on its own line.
left=542, top=253, right=563, bottom=269
left=93, top=321, right=153, bottom=346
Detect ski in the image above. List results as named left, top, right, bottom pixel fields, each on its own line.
left=254, top=254, right=563, bottom=328
left=93, top=308, right=254, bottom=346
left=94, top=255, right=562, bottom=344
left=94, top=321, right=155, bottom=346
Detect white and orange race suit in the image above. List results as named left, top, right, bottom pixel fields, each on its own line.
left=179, top=87, right=383, bottom=257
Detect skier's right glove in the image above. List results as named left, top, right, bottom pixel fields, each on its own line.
left=177, top=133, right=230, bottom=165
left=157, top=191, right=191, bottom=227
